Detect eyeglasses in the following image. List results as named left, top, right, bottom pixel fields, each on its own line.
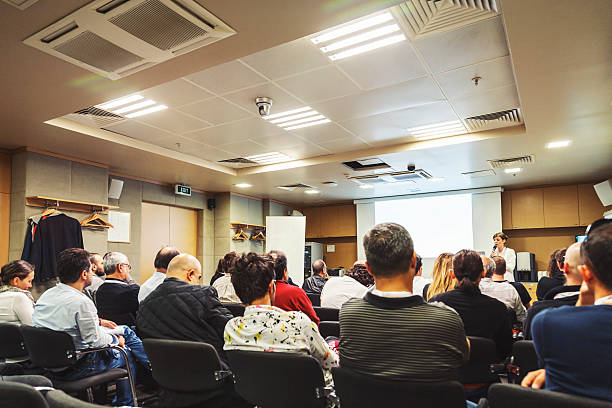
left=585, top=218, right=612, bottom=241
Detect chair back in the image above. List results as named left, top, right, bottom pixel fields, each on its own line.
left=318, top=321, right=339, bottom=338
left=46, top=388, right=121, bottom=408
left=97, top=312, right=136, bottom=327
left=227, top=350, right=327, bottom=408
left=0, top=375, right=53, bottom=387
left=331, top=366, right=466, bottom=408
left=20, top=326, right=77, bottom=368
left=222, top=303, right=245, bottom=317
left=313, top=306, right=339, bottom=322
left=512, top=340, right=539, bottom=381
left=488, top=383, right=612, bottom=408
left=307, top=293, right=320, bottom=307
left=0, top=381, right=49, bottom=408
left=458, top=336, right=499, bottom=384
left=142, top=339, right=227, bottom=392
left=0, top=324, right=28, bottom=359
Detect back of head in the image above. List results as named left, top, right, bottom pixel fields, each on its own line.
left=547, top=248, right=565, bottom=278
left=452, top=250, right=483, bottom=295
left=166, top=253, right=201, bottom=283
left=581, top=222, right=612, bottom=290
left=415, top=254, right=422, bottom=275
left=564, top=242, right=583, bottom=283
left=363, top=223, right=414, bottom=278
left=221, top=252, right=238, bottom=274
left=231, top=252, right=275, bottom=304
left=312, top=259, right=326, bottom=276
left=427, top=253, right=454, bottom=300
left=58, top=248, right=91, bottom=284
left=492, top=256, right=506, bottom=277
left=1, top=260, right=34, bottom=286
left=154, top=247, right=180, bottom=270
left=268, top=250, right=287, bottom=281
left=345, top=263, right=374, bottom=287
left=103, top=252, right=128, bottom=276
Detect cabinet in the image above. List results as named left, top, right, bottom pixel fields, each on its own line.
left=511, top=189, right=544, bottom=229
left=578, top=184, right=607, bottom=226
left=543, top=185, right=579, bottom=227
left=501, top=191, right=512, bottom=230
left=303, top=204, right=356, bottom=238
left=302, top=207, right=321, bottom=239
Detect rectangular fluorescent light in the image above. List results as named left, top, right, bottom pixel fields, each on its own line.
left=263, top=106, right=312, bottom=120
left=407, top=120, right=467, bottom=140
left=284, top=119, right=331, bottom=130
left=269, top=110, right=320, bottom=124
left=329, top=34, right=406, bottom=61
left=277, top=115, right=326, bottom=128
left=263, top=106, right=331, bottom=131
left=310, top=12, right=393, bottom=44
left=112, top=100, right=156, bottom=114
left=97, top=94, right=143, bottom=110
left=125, top=104, right=168, bottom=118
left=505, top=167, right=522, bottom=174
left=546, top=140, right=571, bottom=149
left=246, top=152, right=292, bottom=165
left=320, top=24, right=400, bottom=53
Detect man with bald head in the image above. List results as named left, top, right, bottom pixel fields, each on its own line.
left=302, top=259, right=328, bottom=294
left=138, top=246, right=180, bottom=302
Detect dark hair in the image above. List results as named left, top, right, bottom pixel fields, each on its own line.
left=231, top=252, right=275, bottom=304
left=493, top=232, right=508, bottom=241
left=492, top=256, right=506, bottom=276
left=452, top=250, right=483, bottom=295
left=581, top=222, right=612, bottom=289
left=210, top=259, right=225, bottom=285
left=555, top=248, right=567, bottom=268
left=547, top=249, right=565, bottom=278
left=154, top=247, right=180, bottom=270
left=269, top=250, right=288, bottom=281
left=221, top=252, right=238, bottom=274
left=363, top=223, right=414, bottom=278
left=345, top=264, right=374, bottom=287
left=415, top=254, right=422, bottom=273
left=312, top=260, right=326, bottom=276
left=58, top=248, right=91, bottom=284
left=1, top=260, right=34, bottom=285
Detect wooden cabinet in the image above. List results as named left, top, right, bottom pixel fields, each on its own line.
left=543, top=185, right=579, bottom=227
left=578, top=183, right=607, bottom=226
left=501, top=191, right=512, bottom=230
left=511, top=189, right=544, bottom=229
left=303, top=204, right=356, bottom=238
left=302, top=207, right=321, bottom=239
left=319, top=205, right=338, bottom=238
left=323, top=239, right=358, bottom=270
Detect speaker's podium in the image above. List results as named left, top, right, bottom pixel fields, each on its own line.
left=516, top=252, right=536, bottom=282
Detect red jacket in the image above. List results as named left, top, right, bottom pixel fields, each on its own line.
left=274, top=281, right=320, bottom=325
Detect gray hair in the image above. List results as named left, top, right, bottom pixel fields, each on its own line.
left=103, top=252, right=129, bottom=275
left=363, top=223, right=414, bottom=278
left=484, top=258, right=496, bottom=278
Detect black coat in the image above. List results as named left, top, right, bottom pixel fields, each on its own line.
left=302, top=275, right=327, bottom=294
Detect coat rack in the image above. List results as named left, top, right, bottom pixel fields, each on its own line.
left=25, top=196, right=118, bottom=214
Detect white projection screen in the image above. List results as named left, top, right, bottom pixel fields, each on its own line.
left=266, top=216, right=306, bottom=286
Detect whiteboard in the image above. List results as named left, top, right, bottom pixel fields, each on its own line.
left=266, top=216, right=306, bottom=286
left=107, top=211, right=131, bottom=243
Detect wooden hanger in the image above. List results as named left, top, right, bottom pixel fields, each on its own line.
left=232, top=228, right=249, bottom=240
left=29, top=200, right=60, bottom=219
left=250, top=230, right=266, bottom=241
left=81, top=210, right=114, bottom=229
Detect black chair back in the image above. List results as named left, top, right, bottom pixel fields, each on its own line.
left=513, top=340, right=539, bottom=381
left=0, top=381, right=49, bottom=408
left=45, top=388, right=123, bottom=407
left=227, top=350, right=327, bottom=408
left=331, top=366, right=466, bottom=408
left=318, top=321, right=339, bottom=338
left=0, top=375, right=53, bottom=387
left=97, top=312, right=136, bottom=327
left=222, top=303, right=245, bottom=317
left=458, top=336, right=500, bottom=384
left=488, top=383, right=612, bottom=408
left=20, top=326, right=77, bottom=368
left=307, top=293, right=320, bottom=307
left=142, top=339, right=227, bottom=392
left=0, top=324, right=28, bottom=360
left=313, top=306, right=339, bottom=322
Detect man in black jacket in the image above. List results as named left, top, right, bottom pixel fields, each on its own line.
left=96, top=252, right=140, bottom=325
left=302, top=259, right=327, bottom=294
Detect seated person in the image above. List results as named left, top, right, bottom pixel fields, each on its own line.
left=536, top=248, right=567, bottom=300
left=138, top=246, right=180, bottom=302
left=523, top=220, right=612, bottom=402
left=0, top=260, right=35, bottom=325
left=212, top=252, right=242, bottom=303
left=411, top=254, right=431, bottom=298
left=268, top=250, right=319, bottom=325
left=424, top=252, right=455, bottom=300
left=302, top=259, right=328, bottom=294
left=430, top=250, right=512, bottom=360
left=96, top=252, right=140, bottom=325
left=83, top=253, right=105, bottom=305
left=321, top=262, right=371, bottom=309
left=479, top=256, right=527, bottom=322
left=340, top=223, right=469, bottom=382
left=524, top=242, right=583, bottom=339
left=33, top=248, right=149, bottom=407
left=224, top=252, right=338, bottom=377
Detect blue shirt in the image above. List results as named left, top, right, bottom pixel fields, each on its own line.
left=33, top=283, right=117, bottom=351
left=532, top=305, right=612, bottom=402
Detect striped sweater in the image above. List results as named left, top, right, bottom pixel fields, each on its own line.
left=339, top=291, right=469, bottom=381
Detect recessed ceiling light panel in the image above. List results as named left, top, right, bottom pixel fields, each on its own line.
left=304, top=189, right=320, bottom=195
left=263, top=107, right=331, bottom=131
left=546, top=140, right=571, bottom=149
left=246, top=152, right=292, bottom=165
left=234, top=183, right=252, bottom=188
left=407, top=120, right=468, bottom=140
left=504, top=167, right=522, bottom=174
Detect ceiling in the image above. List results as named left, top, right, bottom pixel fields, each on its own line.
left=1, top=0, right=611, bottom=206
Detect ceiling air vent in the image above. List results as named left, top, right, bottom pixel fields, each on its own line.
left=488, top=155, right=535, bottom=169
left=277, top=183, right=314, bottom=192
left=348, top=169, right=432, bottom=184
left=465, top=108, right=523, bottom=132
left=393, top=0, right=498, bottom=39
left=23, top=0, right=235, bottom=80
left=218, top=157, right=258, bottom=165
left=462, top=169, right=496, bottom=178
left=342, top=158, right=391, bottom=172
left=64, top=106, right=125, bottom=128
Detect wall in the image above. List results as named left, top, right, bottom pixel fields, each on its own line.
left=0, top=152, right=11, bottom=265
left=229, top=193, right=264, bottom=255
left=312, top=237, right=357, bottom=270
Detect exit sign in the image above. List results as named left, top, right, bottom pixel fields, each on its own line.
left=174, top=184, right=191, bottom=196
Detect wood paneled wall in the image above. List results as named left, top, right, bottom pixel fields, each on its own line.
left=0, top=153, right=10, bottom=266
left=310, top=237, right=358, bottom=270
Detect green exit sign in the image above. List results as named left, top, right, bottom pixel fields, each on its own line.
left=174, top=184, right=191, bottom=196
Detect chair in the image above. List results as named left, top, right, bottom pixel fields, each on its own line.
left=45, top=389, right=130, bottom=408
left=307, top=293, right=321, bottom=306
left=318, top=321, right=339, bottom=338
left=222, top=303, right=246, bottom=317
left=20, top=326, right=136, bottom=405
left=227, top=350, right=331, bottom=408
left=512, top=340, right=539, bottom=382
left=0, top=323, right=29, bottom=361
left=0, top=380, right=49, bottom=408
left=488, top=383, right=612, bottom=408
left=96, top=312, right=136, bottom=327
left=458, top=336, right=500, bottom=385
left=1, top=374, right=53, bottom=387
left=331, top=366, right=467, bottom=408
left=313, top=306, right=339, bottom=321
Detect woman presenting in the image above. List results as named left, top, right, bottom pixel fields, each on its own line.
left=490, top=232, right=516, bottom=282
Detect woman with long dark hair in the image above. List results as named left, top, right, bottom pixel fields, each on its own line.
left=0, top=260, right=35, bottom=325
left=536, top=248, right=567, bottom=300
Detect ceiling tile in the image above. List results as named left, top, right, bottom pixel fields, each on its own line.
left=276, top=65, right=360, bottom=103
left=241, top=38, right=330, bottom=80
left=414, top=16, right=509, bottom=73
left=450, top=84, right=520, bottom=118
left=103, top=120, right=175, bottom=144
left=185, top=118, right=283, bottom=146
left=312, top=76, right=443, bottom=121
left=278, top=144, right=331, bottom=160
left=185, top=60, right=268, bottom=95
left=255, top=133, right=317, bottom=150
left=217, top=140, right=271, bottom=157
left=316, top=137, right=371, bottom=153
left=178, top=97, right=252, bottom=125
left=155, top=135, right=208, bottom=154
left=436, top=56, right=516, bottom=99
left=188, top=144, right=235, bottom=162
left=293, top=122, right=354, bottom=144
left=134, top=108, right=210, bottom=134
left=223, top=82, right=303, bottom=114
left=140, top=78, right=213, bottom=108
left=336, top=41, right=427, bottom=90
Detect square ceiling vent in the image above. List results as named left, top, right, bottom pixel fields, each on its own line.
left=23, top=0, right=235, bottom=80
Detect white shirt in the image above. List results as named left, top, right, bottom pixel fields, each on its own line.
left=0, top=290, right=34, bottom=325
left=320, top=276, right=368, bottom=309
left=138, top=271, right=166, bottom=302
left=212, top=274, right=241, bottom=303
left=479, top=277, right=527, bottom=322
left=412, top=276, right=432, bottom=298
left=492, top=247, right=516, bottom=282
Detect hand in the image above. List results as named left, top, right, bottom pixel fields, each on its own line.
left=521, top=369, right=546, bottom=389
left=576, top=280, right=595, bottom=306
left=99, top=318, right=117, bottom=329
left=116, top=335, right=126, bottom=348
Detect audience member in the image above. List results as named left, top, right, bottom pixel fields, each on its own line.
left=479, top=256, right=527, bottom=322
left=83, top=253, right=104, bottom=304
left=523, top=242, right=583, bottom=339
left=523, top=220, right=612, bottom=402
left=33, top=248, right=149, bottom=407
left=268, top=250, right=320, bottom=324
left=210, top=259, right=225, bottom=285
left=430, top=250, right=512, bottom=360
left=340, top=223, right=469, bottom=382
left=0, top=260, right=35, bottom=325
left=411, top=254, right=431, bottom=298
left=302, top=259, right=328, bottom=294
left=424, top=252, right=455, bottom=300
left=320, top=263, right=370, bottom=309
left=138, top=247, right=180, bottom=302
left=224, top=253, right=338, bottom=378
left=536, top=248, right=567, bottom=300
left=96, top=252, right=140, bottom=324
left=212, top=252, right=242, bottom=303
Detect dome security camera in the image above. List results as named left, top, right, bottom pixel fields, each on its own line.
left=255, top=97, right=273, bottom=117
left=407, top=163, right=416, bottom=171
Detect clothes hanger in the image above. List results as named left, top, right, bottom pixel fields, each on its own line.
left=80, top=208, right=114, bottom=229
left=232, top=228, right=248, bottom=241
left=30, top=200, right=60, bottom=219
left=250, top=230, right=266, bottom=241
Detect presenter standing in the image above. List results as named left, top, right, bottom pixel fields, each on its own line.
left=490, top=232, right=516, bottom=282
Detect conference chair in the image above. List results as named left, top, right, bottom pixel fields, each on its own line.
left=307, top=293, right=321, bottom=306
left=45, top=389, right=117, bottom=408
left=0, top=380, right=50, bottom=408
left=487, top=383, right=612, bottom=408
left=20, top=326, right=136, bottom=405
left=318, top=321, right=340, bottom=338
left=512, top=340, right=539, bottom=383
left=222, top=302, right=246, bottom=317
left=227, top=350, right=333, bottom=408
left=0, top=374, right=53, bottom=387
left=458, top=336, right=500, bottom=384
left=0, top=323, right=29, bottom=375
left=313, top=306, right=339, bottom=322
left=331, top=366, right=467, bottom=408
